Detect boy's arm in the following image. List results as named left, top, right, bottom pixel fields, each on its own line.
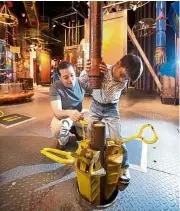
left=78, top=69, right=93, bottom=94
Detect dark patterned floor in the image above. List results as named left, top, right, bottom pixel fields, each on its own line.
left=0, top=86, right=179, bottom=211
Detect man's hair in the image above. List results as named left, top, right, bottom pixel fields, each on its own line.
left=57, top=61, right=72, bottom=76
left=120, top=54, right=143, bottom=83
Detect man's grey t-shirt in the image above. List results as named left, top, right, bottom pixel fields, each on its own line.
left=49, top=77, right=91, bottom=112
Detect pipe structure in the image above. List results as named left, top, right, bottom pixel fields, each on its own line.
left=89, top=1, right=103, bottom=89
left=154, top=1, right=166, bottom=66
left=90, top=121, right=106, bottom=204
left=72, top=21, right=74, bottom=45
left=65, top=28, right=66, bottom=47
left=77, top=19, right=80, bottom=44
left=76, top=14, right=78, bottom=44
left=90, top=121, right=106, bottom=168
left=68, top=21, right=71, bottom=46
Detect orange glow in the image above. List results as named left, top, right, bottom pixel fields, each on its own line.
left=102, top=13, right=127, bottom=65
left=40, top=51, right=51, bottom=83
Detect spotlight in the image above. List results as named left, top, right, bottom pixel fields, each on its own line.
left=132, top=5, right=137, bottom=11
left=53, top=24, right=56, bottom=28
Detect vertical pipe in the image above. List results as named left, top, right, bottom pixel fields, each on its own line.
left=90, top=121, right=106, bottom=205
left=68, top=21, right=71, bottom=46
left=90, top=121, right=106, bottom=167
left=155, top=1, right=166, bottom=66
left=139, top=5, right=143, bottom=90
left=88, top=1, right=103, bottom=89
left=143, top=4, right=146, bottom=91
left=135, top=8, right=138, bottom=89
left=77, top=19, right=80, bottom=44
left=72, top=21, right=74, bottom=45
left=152, top=1, right=157, bottom=91
left=175, top=36, right=179, bottom=103
left=136, top=7, right=140, bottom=90
left=76, top=14, right=78, bottom=45
left=147, top=2, right=151, bottom=91
left=65, top=28, right=67, bottom=47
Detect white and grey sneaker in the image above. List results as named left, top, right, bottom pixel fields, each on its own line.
left=118, top=168, right=131, bottom=184
left=59, top=120, right=70, bottom=147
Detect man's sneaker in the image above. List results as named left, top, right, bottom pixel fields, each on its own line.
left=118, top=168, right=131, bottom=184
left=57, top=140, right=66, bottom=150
left=59, top=120, right=70, bottom=146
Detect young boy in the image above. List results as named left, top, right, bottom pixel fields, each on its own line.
left=80, top=54, right=143, bottom=184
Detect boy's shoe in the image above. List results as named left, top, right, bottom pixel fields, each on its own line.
left=118, top=168, right=131, bottom=184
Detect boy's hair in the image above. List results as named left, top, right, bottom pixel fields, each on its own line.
left=57, top=61, right=72, bottom=76
left=120, top=54, right=143, bottom=83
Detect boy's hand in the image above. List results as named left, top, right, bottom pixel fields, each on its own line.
left=99, top=61, right=108, bottom=74
left=85, top=59, right=108, bottom=75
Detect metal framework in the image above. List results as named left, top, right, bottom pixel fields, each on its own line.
left=132, top=18, right=156, bottom=37
left=0, top=4, right=18, bottom=26
left=103, top=1, right=149, bottom=15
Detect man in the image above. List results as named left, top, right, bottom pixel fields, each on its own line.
left=49, top=61, right=92, bottom=149
left=80, top=54, right=143, bottom=184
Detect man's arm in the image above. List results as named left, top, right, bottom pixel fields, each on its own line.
left=51, top=98, right=84, bottom=122
left=49, top=84, right=84, bottom=121
left=51, top=97, right=70, bottom=119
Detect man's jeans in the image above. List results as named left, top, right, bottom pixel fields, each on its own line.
left=89, top=100, right=129, bottom=169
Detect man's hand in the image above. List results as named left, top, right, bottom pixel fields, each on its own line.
left=69, top=110, right=84, bottom=122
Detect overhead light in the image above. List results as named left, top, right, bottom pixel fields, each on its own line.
left=21, top=13, right=25, bottom=17
left=132, top=5, right=137, bottom=11
left=53, top=24, right=56, bottom=27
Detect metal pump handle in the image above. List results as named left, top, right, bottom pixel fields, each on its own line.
left=116, top=124, right=158, bottom=145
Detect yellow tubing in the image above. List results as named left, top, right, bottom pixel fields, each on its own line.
left=41, top=148, right=75, bottom=164
left=0, top=110, right=4, bottom=118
